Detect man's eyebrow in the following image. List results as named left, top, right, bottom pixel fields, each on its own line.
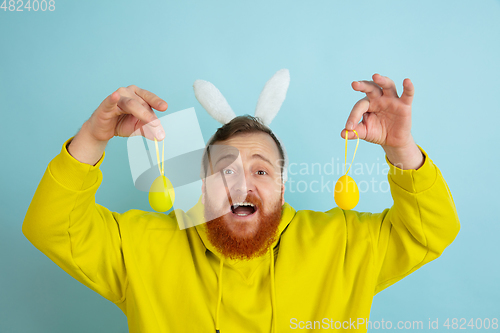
left=251, top=154, right=274, bottom=167
left=214, top=153, right=274, bottom=168
left=214, top=154, right=238, bottom=168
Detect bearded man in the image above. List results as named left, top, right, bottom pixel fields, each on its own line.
left=23, top=73, right=460, bottom=333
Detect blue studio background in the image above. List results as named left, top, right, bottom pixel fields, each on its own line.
left=1, top=1, right=499, bottom=332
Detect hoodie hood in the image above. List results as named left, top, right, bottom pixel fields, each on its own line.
left=184, top=195, right=296, bottom=332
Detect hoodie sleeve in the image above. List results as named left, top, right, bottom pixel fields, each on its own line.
left=354, top=146, right=460, bottom=294
left=22, top=137, right=127, bottom=304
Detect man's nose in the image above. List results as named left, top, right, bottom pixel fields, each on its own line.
left=230, top=171, right=255, bottom=195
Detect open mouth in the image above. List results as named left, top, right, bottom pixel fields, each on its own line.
left=230, top=202, right=257, bottom=217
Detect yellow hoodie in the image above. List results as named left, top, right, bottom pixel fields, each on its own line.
left=23, top=137, right=460, bottom=333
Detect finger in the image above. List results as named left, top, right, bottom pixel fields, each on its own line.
left=137, top=120, right=165, bottom=141
left=118, top=116, right=165, bottom=141
left=351, top=80, right=382, bottom=100
left=130, top=85, right=168, bottom=111
left=400, top=78, right=414, bottom=105
left=372, top=73, right=398, bottom=98
left=344, top=97, right=369, bottom=131
left=340, top=122, right=367, bottom=140
left=117, top=96, right=162, bottom=128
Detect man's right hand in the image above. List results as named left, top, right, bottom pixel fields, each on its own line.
left=68, top=85, right=168, bottom=166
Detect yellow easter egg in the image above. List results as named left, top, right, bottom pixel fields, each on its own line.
left=334, top=175, right=359, bottom=210
left=148, top=175, right=175, bottom=212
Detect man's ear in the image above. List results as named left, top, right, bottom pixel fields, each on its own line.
left=201, top=179, right=206, bottom=205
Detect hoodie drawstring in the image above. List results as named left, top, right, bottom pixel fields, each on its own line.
left=215, top=257, right=224, bottom=333
left=214, top=248, right=278, bottom=333
left=270, top=247, right=277, bottom=333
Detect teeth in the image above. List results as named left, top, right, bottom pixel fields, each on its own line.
left=232, top=202, right=254, bottom=208
left=231, top=201, right=256, bottom=217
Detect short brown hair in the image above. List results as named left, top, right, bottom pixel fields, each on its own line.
left=201, top=115, right=285, bottom=182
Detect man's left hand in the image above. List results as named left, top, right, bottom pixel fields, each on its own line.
left=342, top=74, right=424, bottom=170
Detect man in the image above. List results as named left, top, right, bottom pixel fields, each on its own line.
left=23, top=74, right=460, bottom=333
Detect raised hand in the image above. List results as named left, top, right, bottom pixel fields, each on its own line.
left=68, top=85, right=168, bottom=166
left=87, top=85, right=168, bottom=142
left=342, top=74, right=424, bottom=170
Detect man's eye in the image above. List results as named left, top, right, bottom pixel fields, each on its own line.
left=257, top=170, right=267, bottom=175
left=222, top=169, right=234, bottom=175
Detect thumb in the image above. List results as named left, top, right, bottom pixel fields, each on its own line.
left=99, top=91, right=120, bottom=113
left=341, top=123, right=366, bottom=141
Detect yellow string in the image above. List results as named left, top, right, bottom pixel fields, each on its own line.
left=154, top=137, right=164, bottom=176
left=344, top=129, right=359, bottom=175
left=161, top=138, right=164, bottom=176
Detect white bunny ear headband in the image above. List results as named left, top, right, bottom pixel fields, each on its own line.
left=193, top=68, right=290, bottom=183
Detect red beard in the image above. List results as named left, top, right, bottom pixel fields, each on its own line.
left=204, top=192, right=283, bottom=260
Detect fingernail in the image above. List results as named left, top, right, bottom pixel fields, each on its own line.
left=346, top=122, right=353, bottom=130
left=158, top=101, right=166, bottom=109
left=156, top=129, right=165, bottom=140
left=150, top=118, right=160, bottom=126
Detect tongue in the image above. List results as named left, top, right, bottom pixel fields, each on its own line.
left=233, top=206, right=254, bottom=215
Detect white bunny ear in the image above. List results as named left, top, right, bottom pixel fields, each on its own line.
left=193, top=80, right=236, bottom=124
left=254, top=69, right=290, bottom=126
